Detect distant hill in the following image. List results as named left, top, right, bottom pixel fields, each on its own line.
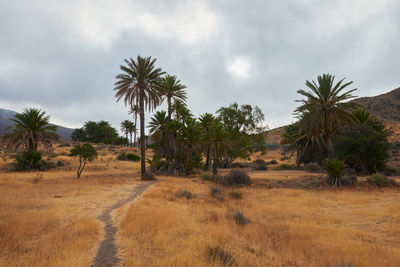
left=0, top=108, right=74, bottom=140
left=352, top=87, right=400, bottom=122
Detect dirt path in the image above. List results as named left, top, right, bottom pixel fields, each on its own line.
left=92, top=180, right=159, bottom=267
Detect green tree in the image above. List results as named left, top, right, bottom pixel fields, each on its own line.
left=199, top=113, right=215, bottom=170
left=148, top=111, right=170, bottom=156
left=5, top=108, right=60, bottom=152
left=71, top=128, right=86, bottom=142
left=334, top=110, right=390, bottom=173
left=129, top=104, right=140, bottom=147
left=208, top=122, right=230, bottom=176
left=159, top=75, right=187, bottom=120
left=295, top=73, right=359, bottom=157
left=120, top=120, right=131, bottom=145
left=70, top=144, right=97, bottom=178
left=114, top=56, right=165, bottom=179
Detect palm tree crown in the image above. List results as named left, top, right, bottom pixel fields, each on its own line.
left=159, top=75, right=187, bottom=119
left=5, top=108, right=60, bottom=152
left=295, top=73, right=359, bottom=155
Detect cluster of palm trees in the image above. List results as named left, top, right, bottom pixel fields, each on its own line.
left=114, top=56, right=266, bottom=179
left=120, top=119, right=136, bottom=147
left=282, top=73, right=390, bottom=184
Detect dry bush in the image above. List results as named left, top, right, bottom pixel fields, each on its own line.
left=218, top=169, right=251, bottom=187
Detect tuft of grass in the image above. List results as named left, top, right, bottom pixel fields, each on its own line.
left=201, top=172, right=213, bottom=181
left=229, top=190, right=242, bottom=199
left=367, top=173, right=388, bottom=187
left=210, top=186, right=224, bottom=201
left=231, top=210, right=248, bottom=226
left=276, top=163, right=297, bottom=170
left=206, top=246, right=235, bottom=266
left=176, top=189, right=193, bottom=200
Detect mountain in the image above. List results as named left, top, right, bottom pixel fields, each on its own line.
left=0, top=108, right=74, bottom=140
left=352, top=87, right=400, bottom=123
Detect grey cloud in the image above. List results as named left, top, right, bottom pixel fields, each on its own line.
left=0, top=0, right=399, bottom=131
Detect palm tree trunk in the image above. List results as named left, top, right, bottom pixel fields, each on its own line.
left=212, top=143, right=218, bottom=176
left=133, top=113, right=137, bottom=147
left=204, top=145, right=210, bottom=170
left=167, top=96, right=172, bottom=121
left=140, top=88, right=146, bottom=179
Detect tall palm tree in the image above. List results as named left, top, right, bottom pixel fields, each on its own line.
left=126, top=121, right=136, bottom=147
left=5, top=108, right=60, bottom=152
left=199, top=113, right=215, bottom=170
left=114, top=56, right=165, bottom=179
left=129, top=104, right=140, bottom=147
left=159, top=75, right=187, bottom=120
left=295, top=73, right=359, bottom=157
left=120, top=120, right=131, bottom=146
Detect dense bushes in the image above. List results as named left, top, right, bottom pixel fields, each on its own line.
left=12, top=151, right=52, bottom=171
left=117, top=152, right=140, bottom=161
left=334, top=125, right=390, bottom=174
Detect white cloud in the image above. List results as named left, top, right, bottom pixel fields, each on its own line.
left=227, top=56, right=252, bottom=80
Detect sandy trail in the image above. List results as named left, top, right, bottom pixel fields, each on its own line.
left=92, top=180, right=159, bottom=267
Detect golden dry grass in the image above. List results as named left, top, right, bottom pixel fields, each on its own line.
left=118, top=177, right=400, bottom=267
left=0, top=143, right=143, bottom=267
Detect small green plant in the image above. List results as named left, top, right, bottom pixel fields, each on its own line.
left=229, top=190, right=242, bottom=199
left=70, top=144, right=97, bottom=178
left=383, top=167, right=400, bottom=176
left=368, top=173, right=388, bottom=187
left=323, top=159, right=345, bottom=187
left=176, top=189, right=193, bottom=200
left=201, top=172, right=213, bottom=181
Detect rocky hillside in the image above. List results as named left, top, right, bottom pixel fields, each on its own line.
left=352, top=87, right=400, bottom=122
left=0, top=108, right=74, bottom=140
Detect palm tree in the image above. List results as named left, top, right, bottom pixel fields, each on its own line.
left=208, top=122, right=230, bottom=176
left=5, top=108, right=60, bottom=152
left=129, top=104, right=140, bottom=147
left=148, top=111, right=169, bottom=156
left=199, top=113, right=215, bottom=170
left=114, top=56, right=165, bottom=179
left=295, top=73, right=359, bottom=157
left=120, top=120, right=131, bottom=146
left=159, top=75, right=187, bottom=120
left=178, top=118, right=201, bottom=175
left=126, top=121, right=136, bottom=147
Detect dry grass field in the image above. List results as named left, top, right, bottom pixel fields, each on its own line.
left=0, top=144, right=144, bottom=266
left=0, top=144, right=399, bottom=266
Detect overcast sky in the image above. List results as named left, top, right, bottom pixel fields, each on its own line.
left=0, top=0, right=399, bottom=132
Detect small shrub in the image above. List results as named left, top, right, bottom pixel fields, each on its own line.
left=229, top=190, right=242, bottom=199
left=201, top=172, right=213, bottom=181
left=251, top=159, right=268, bottom=171
left=276, top=163, right=296, bottom=170
left=117, top=152, right=140, bottom=161
left=303, top=162, right=323, bottom=173
left=176, top=189, right=193, bottom=200
left=58, top=143, right=71, bottom=147
left=210, top=186, right=224, bottom=201
left=323, top=159, right=345, bottom=187
left=206, top=246, right=234, bottom=266
left=368, top=173, right=388, bottom=187
left=268, top=159, right=278, bottom=165
left=219, top=169, right=251, bottom=187
left=231, top=210, right=248, bottom=225
left=56, top=160, right=65, bottom=167
left=383, top=167, right=400, bottom=176
left=142, top=172, right=156, bottom=181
